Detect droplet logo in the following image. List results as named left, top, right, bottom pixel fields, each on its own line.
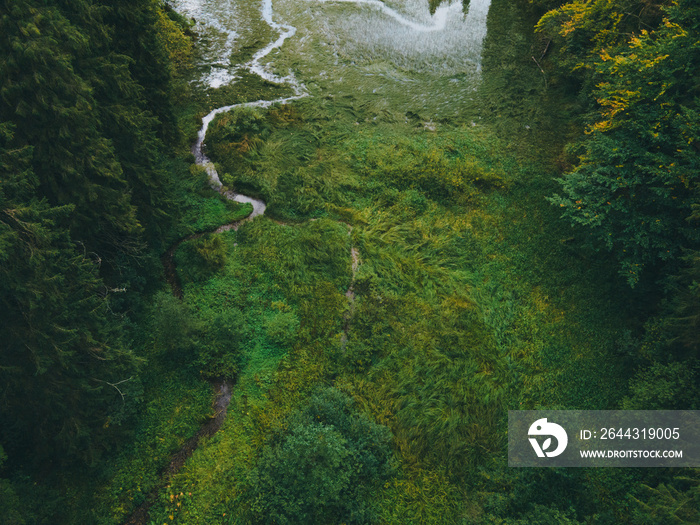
left=528, top=418, right=568, bottom=458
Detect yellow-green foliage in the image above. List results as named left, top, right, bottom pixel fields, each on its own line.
left=155, top=4, right=194, bottom=74
left=138, top=95, right=634, bottom=523
left=100, top=371, right=212, bottom=523
left=376, top=467, right=467, bottom=524
left=358, top=134, right=506, bottom=204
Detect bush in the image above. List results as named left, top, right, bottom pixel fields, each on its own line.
left=196, top=308, right=247, bottom=378
left=247, top=388, right=393, bottom=524
left=177, top=234, right=228, bottom=282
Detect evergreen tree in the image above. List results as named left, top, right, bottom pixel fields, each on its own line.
left=0, top=123, right=140, bottom=463
left=0, top=0, right=141, bottom=255
left=0, top=0, right=188, bottom=259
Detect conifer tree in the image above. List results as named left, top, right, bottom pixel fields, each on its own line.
left=0, top=123, right=140, bottom=462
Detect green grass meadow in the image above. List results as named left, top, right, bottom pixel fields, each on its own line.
left=76, top=0, right=644, bottom=522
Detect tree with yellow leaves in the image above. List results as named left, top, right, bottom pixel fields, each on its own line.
left=544, top=0, right=700, bottom=285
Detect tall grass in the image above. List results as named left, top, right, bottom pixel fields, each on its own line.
left=83, top=0, right=640, bottom=522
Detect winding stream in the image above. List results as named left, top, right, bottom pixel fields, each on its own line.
left=182, top=0, right=492, bottom=215
left=189, top=0, right=307, bottom=206
left=130, top=1, right=491, bottom=522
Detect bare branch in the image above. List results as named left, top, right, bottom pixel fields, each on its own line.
left=532, top=56, right=548, bottom=90
left=92, top=376, right=133, bottom=402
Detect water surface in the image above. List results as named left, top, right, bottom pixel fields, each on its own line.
left=171, top=0, right=492, bottom=120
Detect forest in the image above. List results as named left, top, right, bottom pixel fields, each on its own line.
left=0, top=0, right=698, bottom=523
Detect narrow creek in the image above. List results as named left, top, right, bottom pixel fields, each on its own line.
left=125, top=0, right=492, bottom=522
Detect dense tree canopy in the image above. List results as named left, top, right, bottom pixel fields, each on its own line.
left=0, top=0, right=190, bottom=463
left=542, top=0, right=700, bottom=284
left=0, top=123, right=140, bottom=462
left=0, top=0, right=185, bottom=258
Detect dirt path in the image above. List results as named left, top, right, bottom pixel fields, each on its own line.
left=121, top=380, right=233, bottom=525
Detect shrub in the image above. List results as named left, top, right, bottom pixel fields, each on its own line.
left=177, top=234, right=228, bottom=282
left=247, top=388, right=393, bottom=524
